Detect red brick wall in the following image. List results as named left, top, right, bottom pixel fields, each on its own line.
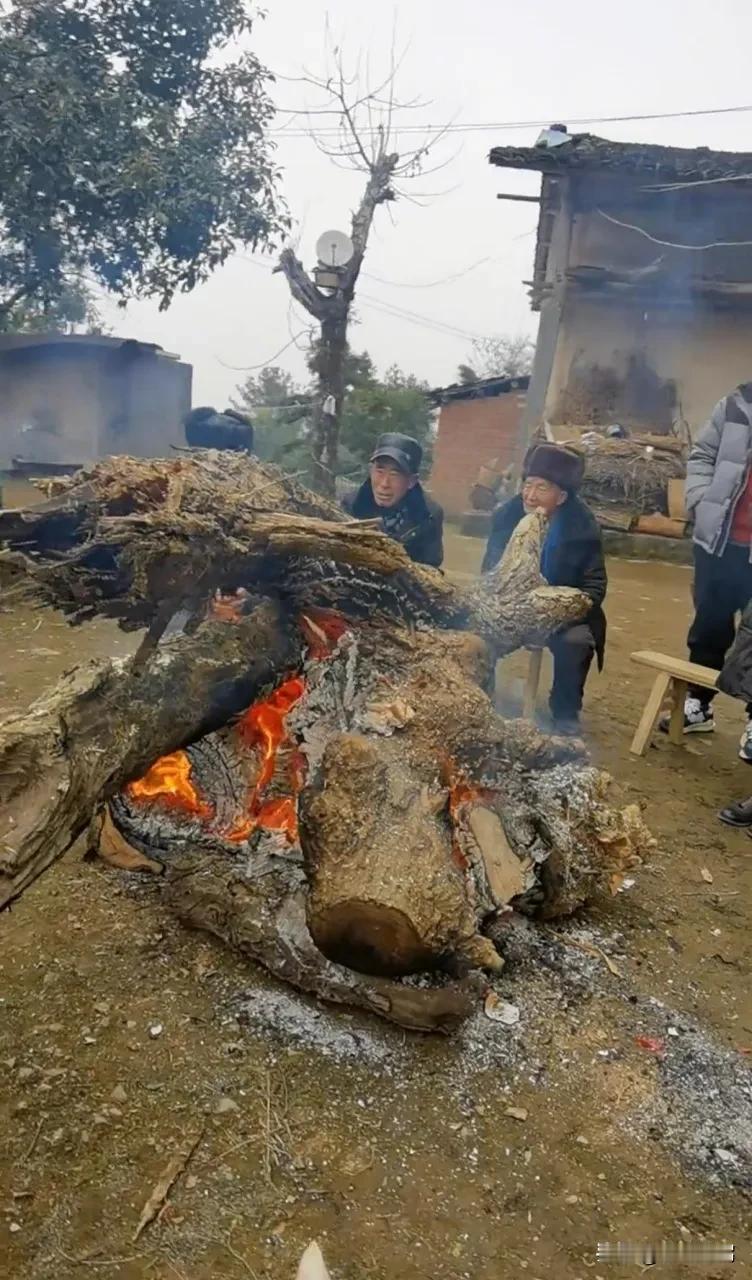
left=429, top=392, right=527, bottom=518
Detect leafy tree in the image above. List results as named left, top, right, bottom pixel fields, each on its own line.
left=458, top=334, right=535, bottom=383
left=232, top=350, right=434, bottom=479
left=232, top=365, right=311, bottom=467
left=340, top=365, right=434, bottom=472
left=0, top=276, right=106, bottom=335
left=0, top=0, right=284, bottom=322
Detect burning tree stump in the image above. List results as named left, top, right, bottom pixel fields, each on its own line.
left=0, top=452, right=654, bottom=1032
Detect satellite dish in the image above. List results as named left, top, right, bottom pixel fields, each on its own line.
left=316, top=230, right=354, bottom=268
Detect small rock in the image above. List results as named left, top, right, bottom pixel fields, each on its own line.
left=564, top=1194, right=579, bottom=1205
left=94, top=1001, right=110, bottom=1015
left=186, top=1175, right=198, bottom=1190
left=17, top=1067, right=34, bottom=1083
left=575, top=1135, right=589, bottom=1146
left=110, top=1085, right=127, bottom=1104
left=126, top=1021, right=137, bottom=1031
left=215, top=1096, right=239, bottom=1115
left=505, top=1107, right=528, bottom=1123
left=667, top=1026, right=679, bottom=1038
left=148, top=1024, right=163, bottom=1039
left=82, top=1036, right=96, bottom=1046
left=9, top=1222, right=21, bottom=1234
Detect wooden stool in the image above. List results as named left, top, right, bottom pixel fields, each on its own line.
left=629, top=650, right=722, bottom=756
left=523, top=648, right=544, bottom=720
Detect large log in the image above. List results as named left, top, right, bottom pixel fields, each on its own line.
left=160, top=848, right=480, bottom=1035
left=0, top=452, right=590, bottom=653
left=0, top=603, right=301, bottom=908
left=296, top=622, right=651, bottom=975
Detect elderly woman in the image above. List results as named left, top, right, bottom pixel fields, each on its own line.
left=482, top=443, right=607, bottom=734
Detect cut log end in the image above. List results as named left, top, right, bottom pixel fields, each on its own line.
left=308, top=900, right=437, bottom=977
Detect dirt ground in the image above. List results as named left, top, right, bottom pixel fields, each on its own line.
left=2, top=528, right=752, bottom=1279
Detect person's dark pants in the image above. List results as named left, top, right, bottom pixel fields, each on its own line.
left=688, top=542, right=752, bottom=712
left=549, top=623, right=596, bottom=721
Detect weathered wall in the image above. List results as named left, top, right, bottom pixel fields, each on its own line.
left=430, top=392, right=527, bottom=517
left=547, top=295, right=752, bottom=436
left=0, top=350, right=104, bottom=468
left=0, top=348, right=193, bottom=470
left=99, top=354, right=192, bottom=457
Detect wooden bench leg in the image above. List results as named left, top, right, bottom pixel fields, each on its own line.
left=668, top=678, right=688, bottom=746
left=630, top=671, right=671, bottom=757
left=523, top=649, right=543, bottom=720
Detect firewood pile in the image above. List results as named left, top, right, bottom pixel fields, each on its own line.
left=0, top=451, right=653, bottom=1033
left=542, top=430, right=687, bottom=532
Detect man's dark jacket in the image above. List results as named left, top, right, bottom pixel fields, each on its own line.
left=718, top=600, right=752, bottom=701
left=482, top=493, right=607, bottom=667
left=342, top=479, right=444, bottom=568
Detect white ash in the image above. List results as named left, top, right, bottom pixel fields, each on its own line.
left=234, top=985, right=399, bottom=1067
left=619, top=1009, right=752, bottom=1192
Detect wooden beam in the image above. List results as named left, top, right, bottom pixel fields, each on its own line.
left=515, top=177, right=573, bottom=474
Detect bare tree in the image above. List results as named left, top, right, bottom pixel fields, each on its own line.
left=275, top=37, right=453, bottom=494
left=459, top=334, right=536, bottom=385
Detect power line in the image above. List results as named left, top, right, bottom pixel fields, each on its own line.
left=217, top=332, right=309, bottom=373
left=358, top=292, right=490, bottom=342
left=271, top=101, right=752, bottom=138
left=363, top=256, right=492, bottom=289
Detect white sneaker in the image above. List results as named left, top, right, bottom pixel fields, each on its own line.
left=659, top=695, right=715, bottom=735
left=739, top=720, right=752, bottom=763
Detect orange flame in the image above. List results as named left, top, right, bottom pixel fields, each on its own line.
left=126, top=751, right=214, bottom=819
left=126, top=612, right=350, bottom=845
left=225, top=675, right=307, bottom=842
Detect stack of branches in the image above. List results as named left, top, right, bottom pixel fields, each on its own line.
left=566, top=437, right=686, bottom=521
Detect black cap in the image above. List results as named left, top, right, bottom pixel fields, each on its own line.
left=370, top=432, right=422, bottom=475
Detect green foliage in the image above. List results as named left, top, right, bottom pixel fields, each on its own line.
left=340, top=364, right=434, bottom=471
left=0, top=277, right=106, bottom=335
left=0, top=0, right=284, bottom=319
left=233, top=349, right=434, bottom=478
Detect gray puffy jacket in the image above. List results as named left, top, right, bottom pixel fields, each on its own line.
left=685, top=383, right=752, bottom=555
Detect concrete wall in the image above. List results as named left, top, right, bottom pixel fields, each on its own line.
left=547, top=294, right=752, bottom=436
left=0, top=349, right=104, bottom=468
left=0, top=346, right=192, bottom=469
left=430, top=391, right=527, bottom=517
left=99, top=353, right=192, bottom=457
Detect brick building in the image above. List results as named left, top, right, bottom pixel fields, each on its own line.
left=428, top=375, right=529, bottom=519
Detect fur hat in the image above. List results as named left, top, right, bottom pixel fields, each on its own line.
left=523, top=443, right=584, bottom=493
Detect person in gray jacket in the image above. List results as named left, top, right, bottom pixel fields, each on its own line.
left=669, top=381, right=752, bottom=757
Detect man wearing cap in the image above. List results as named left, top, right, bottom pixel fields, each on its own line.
left=482, top=443, right=606, bottom=733
left=342, top=432, right=444, bottom=568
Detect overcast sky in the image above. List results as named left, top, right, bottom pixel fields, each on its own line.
left=100, top=0, right=752, bottom=406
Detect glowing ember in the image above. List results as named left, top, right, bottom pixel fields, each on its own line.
left=226, top=676, right=307, bottom=843
left=126, top=751, right=214, bottom=819
left=209, top=590, right=246, bottom=623
left=299, top=608, right=350, bottom=660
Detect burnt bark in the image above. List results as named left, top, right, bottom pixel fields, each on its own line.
left=0, top=452, right=590, bottom=653
left=0, top=604, right=300, bottom=909
left=161, top=849, right=480, bottom=1034
left=296, top=622, right=652, bottom=976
